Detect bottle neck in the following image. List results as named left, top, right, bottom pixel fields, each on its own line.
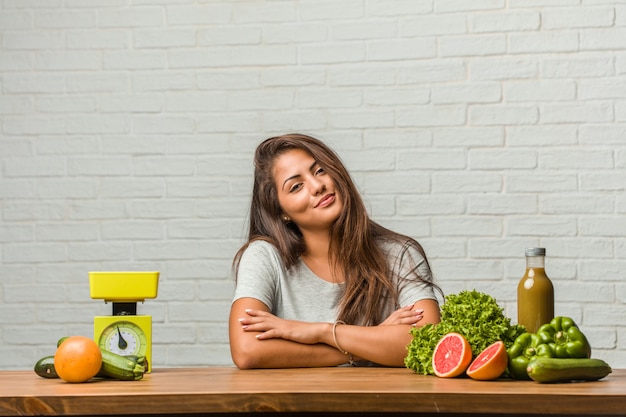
left=525, top=255, right=545, bottom=269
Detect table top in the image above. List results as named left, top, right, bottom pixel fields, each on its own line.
left=1, top=367, right=625, bottom=416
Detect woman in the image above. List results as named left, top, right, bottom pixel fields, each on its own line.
left=229, top=133, right=441, bottom=369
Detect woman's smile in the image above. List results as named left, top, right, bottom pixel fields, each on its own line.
left=315, top=193, right=335, bottom=208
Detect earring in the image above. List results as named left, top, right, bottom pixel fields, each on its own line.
left=282, top=215, right=290, bottom=222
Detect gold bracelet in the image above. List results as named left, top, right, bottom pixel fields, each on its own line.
left=332, top=320, right=349, bottom=355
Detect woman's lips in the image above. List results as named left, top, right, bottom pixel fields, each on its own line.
left=315, top=193, right=335, bottom=208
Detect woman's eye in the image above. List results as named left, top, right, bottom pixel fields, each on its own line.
left=315, top=167, right=325, bottom=175
left=289, top=183, right=302, bottom=193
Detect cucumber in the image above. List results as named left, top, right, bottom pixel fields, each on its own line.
left=527, top=357, right=612, bottom=383
left=98, top=350, right=145, bottom=381
left=34, top=355, right=59, bottom=379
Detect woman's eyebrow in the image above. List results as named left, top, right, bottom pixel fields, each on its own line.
left=281, top=161, right=317, bottom=190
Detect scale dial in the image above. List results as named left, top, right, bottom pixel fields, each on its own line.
left=98, top=320, right=147, bottom=356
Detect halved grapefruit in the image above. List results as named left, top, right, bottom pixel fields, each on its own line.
left=466, top=340, right=508, bottom=381
left=432, top=332, right=472, bottom=378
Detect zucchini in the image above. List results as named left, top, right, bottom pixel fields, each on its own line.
left=527, top=357, right=612, bottom=383
left=34, top=355, right=59, bottom=379
left=98, top=350, right=145, bottom=381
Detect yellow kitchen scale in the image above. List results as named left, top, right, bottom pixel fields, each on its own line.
left=89, top=271, right=159, bottom=373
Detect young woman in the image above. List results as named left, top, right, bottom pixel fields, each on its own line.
left=229, top=133, right=442, bottom=369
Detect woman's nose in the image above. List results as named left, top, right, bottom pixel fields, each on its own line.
left=310, top=178, right=326, bottom=195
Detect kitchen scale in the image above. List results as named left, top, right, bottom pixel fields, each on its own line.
left=89, top=271, right=159, bottom=373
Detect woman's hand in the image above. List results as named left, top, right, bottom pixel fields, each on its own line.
left=238, top=309, right=328, bottom=345
left=379, top=304, right=424, bottom=326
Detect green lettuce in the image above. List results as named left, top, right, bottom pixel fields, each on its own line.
left=404, top=289, right=525, bottom=375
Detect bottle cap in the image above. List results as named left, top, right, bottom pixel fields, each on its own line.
left=525, top=247, right=546, bottom=257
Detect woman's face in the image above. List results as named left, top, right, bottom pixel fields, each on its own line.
left=272, top=148, right=343, bottom=232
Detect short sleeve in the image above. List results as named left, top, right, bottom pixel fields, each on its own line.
left=386, top=240, right=437, bottom=308
left=232, top=240, right=284, bottom=310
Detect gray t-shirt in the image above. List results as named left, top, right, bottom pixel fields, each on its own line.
left=232, top=239, right=437, bottom=324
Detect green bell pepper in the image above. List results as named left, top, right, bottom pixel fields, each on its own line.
left=536, top=316, right=591, bottom=359
left=507, top=332, right=555, bottom=380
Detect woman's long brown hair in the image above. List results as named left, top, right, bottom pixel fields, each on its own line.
left=233, top=133, right=441, bottom=325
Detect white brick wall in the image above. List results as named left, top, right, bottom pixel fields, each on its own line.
left=1, top=1, right=625, bottom=370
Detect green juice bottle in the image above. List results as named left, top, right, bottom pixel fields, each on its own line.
left=517, top=247, right=554, bottom=334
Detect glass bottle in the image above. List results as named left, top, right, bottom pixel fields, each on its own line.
left=517, top=247, right=554, bottom=334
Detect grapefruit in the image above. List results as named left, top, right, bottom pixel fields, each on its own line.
left=466, top=340, right=508, bottom=381
left=432, top=332, right=473, bottom=378
left=54, top=335, right=102, bottom=383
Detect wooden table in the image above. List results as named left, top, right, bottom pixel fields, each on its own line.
left=1, top=367, right=624, bottom=416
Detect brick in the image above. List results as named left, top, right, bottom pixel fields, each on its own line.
left=166, top=179, right=230, bottom=198
left=0, top=11, right=33, bottom=30
left=3, top=117, right=65, bottom=135
left=542, top=7, right=615, bottom=29
left=36, top=96, right=96, bottom=113
left=581, top=28, right=626, bottom=50
left=368, top=38, right=436, bottom=61
left=3, top=156, right=65, bottom=177
left=0, top=96, right=34, bottom=114
left=101, top=221, right=164, bottom=240
left=507, top=173, right=577, bottom=192
left=439, top=34, right=506, bottom=57
left=400, top=60, right=467, bottom=84
left=397, top=105, right=466, bottom=127
left=67, top=156, right=132, bottom=176
left=2, top=201, right=66, bottom=221
left=364, top=130, right=432, bottom=148
left=229, top=90, right=293, bottom=111
left=469, top=11, right=540, bottom=32
left=579, top=78, right=626, bottom=100
left=540, top=195, right=615, bottom=214
left=469, top=57, right=538, bottom=80
left=436, top=0, right=505, bottom=13
left=36, top=178, right=96, bottom=199
left=542, top=54, right=615, bottom=78
left=301, top=43, right=366, bottom=65
left=233, top=2, right=297, bottom=23
left=132, top=116, right=194, bottom=134
left=67, top=73, right=129, bottom=93
left=35, top=51, right=101, bottom=70
left=398, top=195, right=466, bottom=215
left=67, top=115, right=130, bottom=134
left=580, top=216, right=626, bottom=237
left=3, top=30, right=64, bottom=50
left=541, top=102, right=613, bottom=123
left=367, top=0, right=432, bottom=16
left=332, top=21, right=396, bottom=40
left=0, top=52, right=33, bottom=71
left=507, top=125, right=577, bottom=146
left=0, top=224, right=34, bottom=243
left=135, top=29, right=196, bottom=48
left=168, top=220, right=231, bottom=239
left=402, top=14, right=467, bottom=36
left=329, top=66, right=396, bottom=86
left=164, top=92, right=228, bottom=112
left=539, top=149, right=614, bottom=169
left=581, top=173, right=626, bottom=191
left=34, top=11, right=96, bottom=29
left=329, top=109, right=394, bottom=129
left=3, top=74, right=65, bottom=94
left=199, top=70, right=262, bottom=89
left=469, top=104, right=538, bottom=125
left=197, top=113, right=262, bottom=133
left=432, top=172, right=503, bottom=193
left=104, top=51, right=166, bottom=70
left=67, top=242, right=131, bottom=261
left=398, top=149, right=467, bottom=170
left=507, top=216, right=578, bottom=237
left=36, top=223, right=98, bottom=242
left=166, top=5, right=232, bottom=26
left=365, top=87, right=429, bottom=106
left=433, top=82, right=501, bottom=104
left=98, top=7, right=163, bottom=27
left=362, top=173, right=430, bottom=195
left=3, top=244, right=66, bottom=263
left=197, top=26, right=261, bottom=46
left=299, top=0, right=364, bottom=21
left=66, top=30, right=129, bottom=49
left=468, top=195, right=537, bottom=214
left=504, top=80, right=576, bottom=102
